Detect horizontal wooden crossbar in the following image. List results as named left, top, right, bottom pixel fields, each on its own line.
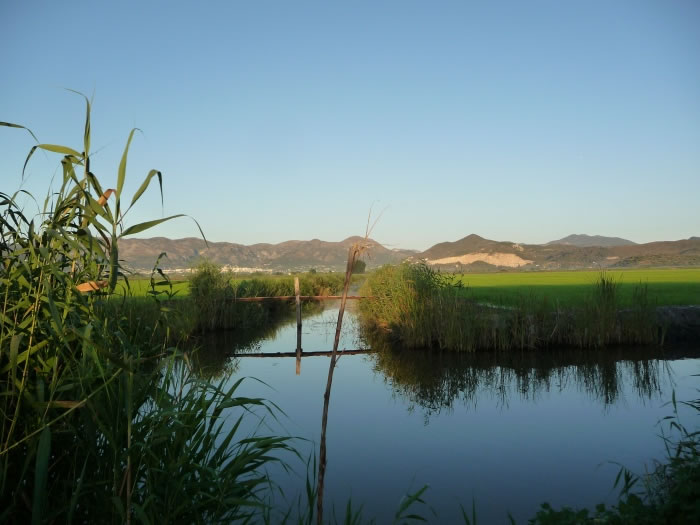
left=231, top=349, right=373, bottom=358
left=234, top=295, right=371, bottom=302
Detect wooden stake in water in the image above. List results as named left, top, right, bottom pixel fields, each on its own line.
left=317, top=244, right=361, bottom=524
left=295, top=276, right=302, bottom=375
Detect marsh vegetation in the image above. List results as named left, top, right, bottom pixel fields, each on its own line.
left=358, top=263, right=673, bottom=351
left=0, top=104, right=296, bottom=523
left=2, top=100, right=698, bottom=523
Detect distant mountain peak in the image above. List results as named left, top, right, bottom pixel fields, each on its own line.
left=545, top=234, right=636, bottom=247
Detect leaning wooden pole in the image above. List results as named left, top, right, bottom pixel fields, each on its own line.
left=317, top=244, right=360, bottom=524
left=295, top=276, right=302, bottom=375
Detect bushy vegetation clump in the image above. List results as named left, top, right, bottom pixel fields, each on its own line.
left=189, top=260, right=236, bottom=331
left=234, top=272, right=347, bottom=298
left=359, top=263, right=659, bottom=351
left=183, top=265, right=347, bottom=333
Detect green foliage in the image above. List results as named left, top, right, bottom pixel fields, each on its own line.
left=360, top=263, right=660, bottom=351
left=234, top=272, right=346, bottom=298
left=0, top=99, right=291, bottom=523
left=189, top=260, right=235, bottom=331
left=183, top=266, right=346, bottom=334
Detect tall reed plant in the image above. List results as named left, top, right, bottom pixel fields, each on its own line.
left=0, top=96, right=293, bottom=523
left=359, top=263, right=660, bottom=352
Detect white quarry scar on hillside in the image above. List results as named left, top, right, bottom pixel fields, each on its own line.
left=427, top=253, right=534, bottom=267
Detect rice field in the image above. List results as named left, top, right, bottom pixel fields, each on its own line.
left=121, top=268, right=700, bottom=306
left=122, top=271, right=357, bottom=298
left=120, top=276, right=191, bottom=296
left=452, top=268, right=700, bottom=306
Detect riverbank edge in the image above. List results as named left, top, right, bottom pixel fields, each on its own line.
left=360, top=304, right=700, bottom=350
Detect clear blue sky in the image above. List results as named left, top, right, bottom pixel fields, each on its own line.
left=2, top=1, right=698, bottom=251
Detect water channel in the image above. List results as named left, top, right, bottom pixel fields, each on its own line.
left=196, top=303, right=700, bottom=523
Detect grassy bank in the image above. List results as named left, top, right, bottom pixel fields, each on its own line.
left=122, top=270, right=352, bottom=298
left=103, top=264, right=347, bottom=341
left=359, top=263, right=669, bottom=351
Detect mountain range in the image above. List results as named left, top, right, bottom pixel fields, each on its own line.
left=417, top=234, right=700, bottom=271
left=119, top=236, right=416, bottom=273
left=119, top=234, right=700, bottom=273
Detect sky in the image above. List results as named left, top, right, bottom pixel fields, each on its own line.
left=1, top=1, right=698, bottom=251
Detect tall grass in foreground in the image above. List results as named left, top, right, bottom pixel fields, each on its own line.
left=0, top=100, right=294, bottom=522
left=359, top=263, right=659, bottom=351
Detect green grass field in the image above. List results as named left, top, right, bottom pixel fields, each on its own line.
left=119, top=271, right=356, bottom=298
left=452, top=268, right=700, bottom=306
left=120, top=277, right=191, bottom=297
left=122, top=268, right=700, bottom=306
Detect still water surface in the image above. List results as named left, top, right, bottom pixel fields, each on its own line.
left=198, top=305, right=700, bottom=523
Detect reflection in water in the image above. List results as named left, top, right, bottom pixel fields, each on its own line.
left=202, top=306, right=698, bottom=524
left=194, top=302, right=690, bottom=418
left=188, top=302, right=326, bottom=378
left=368, top=342, right=687, bottom=420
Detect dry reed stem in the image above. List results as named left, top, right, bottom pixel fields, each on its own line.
left=316, top=240, right=369, bottom=524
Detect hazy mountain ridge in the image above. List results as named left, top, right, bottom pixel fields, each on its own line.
left=120, top=234, right=700, bottom=273
left=545, top=234, right=637, bottom=247
left=120, top=236, right=415, bottom=272
left=416, top=234, right=700, bottom=271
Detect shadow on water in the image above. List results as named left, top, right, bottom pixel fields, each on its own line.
left=366, top=335, right=700, bottom=421
left=187, top=301, right=327, bottom=378
left=193, top=301, right=699, bottom=416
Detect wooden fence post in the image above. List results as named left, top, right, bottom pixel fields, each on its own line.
left=295, top=276, right=302, bottom=375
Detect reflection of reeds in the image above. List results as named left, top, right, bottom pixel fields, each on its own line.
left=187, top=302, right=326, bottom=379
left=368, top=342, right=673, bottom=419
left=360, top=264, right=661, bottom=351
left=188, top=262, right=345, bottom=333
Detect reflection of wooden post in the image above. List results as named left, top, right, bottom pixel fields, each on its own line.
left=295, top=277, right=302, bottom=375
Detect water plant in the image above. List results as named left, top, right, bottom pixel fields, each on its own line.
left=0, top=96, right=293, bottom=522
left=359, top=263, right=660, bottom=352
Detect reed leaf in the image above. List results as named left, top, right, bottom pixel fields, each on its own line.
left=31, top=427, right=51, bottom=525
left=0, top=121, right=39, bottom=143
left=121, top=214, right=186, bottom=237
left=128, top=169, right=163, bottom=214
left=117, top=128, right=139, bottom=205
